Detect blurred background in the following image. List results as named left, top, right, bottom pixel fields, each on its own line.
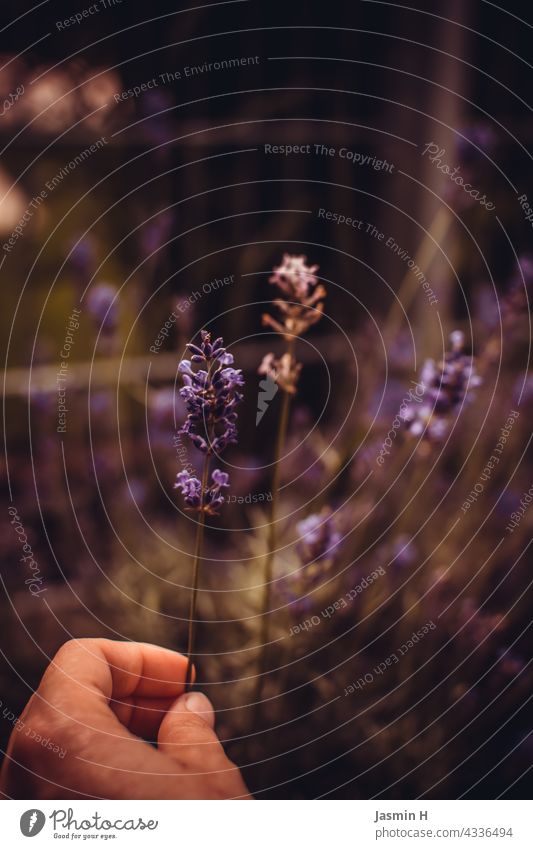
left=0, top=0, right=532, bottom=798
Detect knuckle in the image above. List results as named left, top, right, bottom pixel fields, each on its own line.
left=45, top=638, right=103, bottom=685
left=50, top=640, right=79, bottom=670
left=53, top=637, right=92, bottom=663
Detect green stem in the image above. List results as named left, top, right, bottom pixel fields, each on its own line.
left=185, top=450, right=210, bottom=692
left=254, top=338, right=295, bottom=714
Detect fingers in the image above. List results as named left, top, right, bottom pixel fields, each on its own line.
left=110, top=696, right=177, bottom=740
left=1, top=640, right=190, bottom=798
left=1, top=639, right=252, bottom=800
left=42, top=639, right=189, bottom=700
left=37, top=639, right=189, bottom=734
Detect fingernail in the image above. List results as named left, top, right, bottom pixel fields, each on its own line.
left=180, top=691, right=215, bottom=728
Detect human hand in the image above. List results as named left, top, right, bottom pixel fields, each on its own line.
left=0, top=639, right=251, bottom=800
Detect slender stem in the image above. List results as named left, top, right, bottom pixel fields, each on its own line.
left=185, top=450, right=210, bottom=692
left=254, top=338, right=295, bottom=713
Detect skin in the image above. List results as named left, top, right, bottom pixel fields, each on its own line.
left=0, top=639, right=251, bottom=800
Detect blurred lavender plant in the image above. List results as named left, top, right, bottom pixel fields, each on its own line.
left=255, top=254, right=326, bottom=711
left=86, top=282, right=119, bottom=332
left=86, top=282, right=119, bottom=354
left=259, top=253, right=326, bottom=393
left=277, top=511, right=341, bottom=615
left=296, top=511, right=341, bottom=564
left=402, top=330, right=481, bottom=442
left=68, top=235, right=95, bottom=287
left=258, top=351, right=302, bottom=396
left=262, top=253, right=325, bottom=341
left=174, top=330, right=244, bottom=688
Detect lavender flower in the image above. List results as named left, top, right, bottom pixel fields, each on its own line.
left=175, top=331, right=243, bottom=514
left=258, top=351, right=302, bottom=395
left=68, top=236, right=95, bottom=282
left=86, top=282, right=119, bottom=333
left=175, top=331, right=243, bottom=689
left=175, top=470, right=202, bottom=507
left=296, top=510, right=341, bottom=565
left=390, top=534, right=417, bottom=569
left=263, top=253, right=326, bottom=340
left=178, top=330, right=244, bottom=455
left=269, top=253, right=320, bottom=300
left=260, top=253, right=325, bottom=396
left=403, top=330, right=481, bottom=442
left=255, top=255, right=327, bottom=712
left=174, top=468, right=229, bottom=515
left=276, top=510, right=341, bottom=614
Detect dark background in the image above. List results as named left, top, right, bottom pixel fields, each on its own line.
left=0, top=0, right=532, bottom=799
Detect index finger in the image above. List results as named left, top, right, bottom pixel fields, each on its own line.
left=37, top=639, right=189, bottom=713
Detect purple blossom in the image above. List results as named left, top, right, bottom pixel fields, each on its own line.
left=68, top=236, right=95, bottom=280
left=174, top=468, right=230, bottom=515
left=403, top=331, right=481, bottom=442
left=258, top=351, right=301, bottom=395
left=390, top=534, right=417, bottom=568
left=89, top=391, right=113, bottom=417
left=86, top=283, right=119, bottom=332
left=175, top=331, right=244, bottom=514
left=263, top=253, right=326, bottom=340
left=179, top=331, right=244, bottom=455
left=275, top=511, right=341, bottom=615
left=174, top=470, right=202, bottom=508
left=205, top=469, right=230, bottom=513
left=269, top=253, right=320, bottom=300
left=296, top=511, right=341, bottom=565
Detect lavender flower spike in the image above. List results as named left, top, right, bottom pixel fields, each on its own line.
left=263, top=253, right=326, bottom=340
left=403, top=330, right=482, bottom=442
left=175, top=331, right=244, bottom=514
left=179, top=330, right=244, bottom=455
left=176, top=331, right=243, bottom=689
left=276, top=510, right=341, bottom=615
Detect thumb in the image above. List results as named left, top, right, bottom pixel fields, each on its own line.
left=158, top=691, right=252, bottom=799
left=157, top=691, right=224, bottom=769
